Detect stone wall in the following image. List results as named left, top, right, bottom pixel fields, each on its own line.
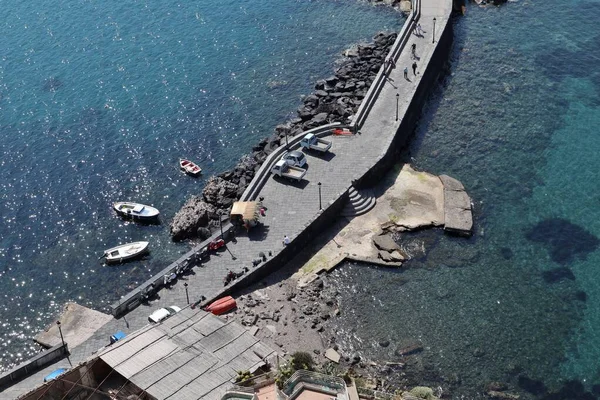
left=0, top=344, right=69, bottom=391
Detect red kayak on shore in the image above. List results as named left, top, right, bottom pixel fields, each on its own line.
left=333, top=128, right=353, bottom=135
left=205, top=296, right=237, bottom=315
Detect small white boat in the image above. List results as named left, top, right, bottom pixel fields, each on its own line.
left=103, top=241, right=149, bottom=264
left=179, top=158, right=202, bottom=176
left=113, top=202, right=160, bottom=220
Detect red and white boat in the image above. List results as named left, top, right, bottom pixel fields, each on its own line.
left=205, top=296, right=237, bottom=315
left=179, top=159, right=202, bottom=176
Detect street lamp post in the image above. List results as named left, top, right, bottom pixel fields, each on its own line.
left=433, top=18, right=437, bottom=44
left=184, top=283, right=190, bottom=305
left=285, top=134, right=289, bottom=150
left=219, top=216, right=224, bottom=239
left=56, top=321, right=65, bottom=348
left=318, top=182, right=322, bottom=210
left=395, top=93, right=400, bottom=122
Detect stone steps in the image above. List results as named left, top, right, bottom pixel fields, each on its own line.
left=341, top=186, right=376, bottom=217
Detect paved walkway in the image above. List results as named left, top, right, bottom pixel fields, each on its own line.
left=5, top=1, right=452, bottom=398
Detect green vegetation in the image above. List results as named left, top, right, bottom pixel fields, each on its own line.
left=235, top=370, right=254, bottom=386
left=275, top=351, right=316, bottom=388
left=290, top=351, right=314, bottom=371
left=409, top=386, right=438, bottom=400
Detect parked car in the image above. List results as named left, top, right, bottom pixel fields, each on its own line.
left=271, top=160, right=306, bottom=181
left=300, top=133, right=331, bottom=152
left=148, top=306, right=181, bottom=323
left=281, top=150, right=307, bottom=168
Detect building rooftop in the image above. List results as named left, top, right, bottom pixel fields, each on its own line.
left=97, top=307, right=277, bottom=400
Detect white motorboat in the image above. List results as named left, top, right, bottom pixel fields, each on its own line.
left=113, top=202, right=160, bottom=220
left=103, top=241, right=149, bottom=264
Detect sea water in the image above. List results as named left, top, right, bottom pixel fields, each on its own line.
left=3, top=0, right=600, bottom=397
left=327, top=0, right=600, bottom=398
left=0, top=0, right=401, bottom=371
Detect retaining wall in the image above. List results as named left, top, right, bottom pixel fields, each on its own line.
left=208, top=181, right=348, bottom=304
left=0, top=344, right=69, bottom=390
left=111, top=225, right=235, bottom=317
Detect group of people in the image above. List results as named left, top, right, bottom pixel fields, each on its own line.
left=402, top=25, right=423, bottom=79
left=384, top=24, right=422, bottom=81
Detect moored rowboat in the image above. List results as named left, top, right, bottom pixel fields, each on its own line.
left=179, top=159, right=202, bottom=176
left=205, top=296, right=237, bottom=315
left=103, top=241, right=149, bottom=264
left=113, top=202, right=160, bottom=220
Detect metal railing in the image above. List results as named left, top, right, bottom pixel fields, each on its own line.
left=282, top=370, right=347, bottom=398
left=350, top=0, right=421, bottom=132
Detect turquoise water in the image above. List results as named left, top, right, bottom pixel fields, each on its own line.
left=0, top=0, right=401, bottom=370
left=327, top=1, right=600, bottom=398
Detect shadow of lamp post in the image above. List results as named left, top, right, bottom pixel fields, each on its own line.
left=57, top=321, right=65, bottom=348
left=318, top=182, right=322, bottom=210
left=57, top=320, right=72, bottom=366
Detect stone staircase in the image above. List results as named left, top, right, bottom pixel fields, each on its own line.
left=341, top=186, right=376, bottom=217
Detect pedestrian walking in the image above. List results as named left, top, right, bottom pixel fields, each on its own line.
left=412, top=61, right=417, bottom=76
left=416, top=23, right=423, bottom=36
left=283, top=235, right=290, bottom=246
left=411, top=43, right=416, bottom=59
left=403, top=67, right=408, bottom=80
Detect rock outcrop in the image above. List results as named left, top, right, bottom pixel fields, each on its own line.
left=170, top=197, right=217, bottom=242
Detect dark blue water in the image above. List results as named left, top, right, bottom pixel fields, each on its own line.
left=0, top=0, right=401, bottom=370
left=327, top=1, right=600, bottom=398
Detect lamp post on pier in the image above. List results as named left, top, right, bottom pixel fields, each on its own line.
left=56, top=321, right=65, bottom=348
left=395, top=93, right=400, bottom=122
left=184, top=283, right=190, bottom=305
left=433, top=18, right=437, bottom=44
left=318, top=182, right=322, bottom=210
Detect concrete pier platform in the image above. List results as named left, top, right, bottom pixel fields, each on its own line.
left=34, top=302, right=113, bottom=349
left=440, top=174, right=473, bottom=235
left=295, top=164, right=472, bottom=285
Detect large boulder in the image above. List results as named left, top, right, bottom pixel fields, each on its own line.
left=234, top=155, right=258, bottom=176
left=312, top=112, right=329, bottom=125
left=297, top=106, right=315, bottom=121
left=202, top=176, right=239, bottom=209
left=170, top=197, right=216, bottom=241
left=372, top=234, right=401, bottom=252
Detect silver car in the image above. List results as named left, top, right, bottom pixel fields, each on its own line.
left=281, top=150, right=307, bottom=168
left=148, top=305, right=181, bottom=323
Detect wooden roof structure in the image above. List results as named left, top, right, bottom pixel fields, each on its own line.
left=98, top=307, right=277, bottom=400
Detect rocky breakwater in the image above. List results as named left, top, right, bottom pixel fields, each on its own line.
left=170, top=32, right=398, bottom=241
